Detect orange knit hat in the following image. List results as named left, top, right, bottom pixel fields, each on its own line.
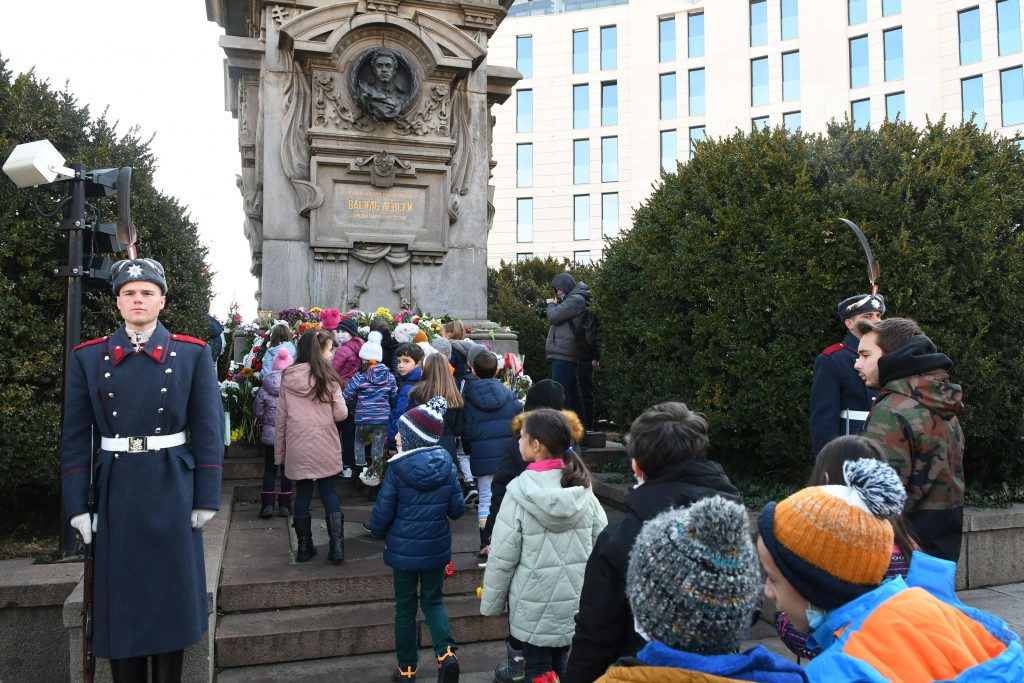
left=413, top=329, right=429, bottom=344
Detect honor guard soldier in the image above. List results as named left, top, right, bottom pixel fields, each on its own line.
left=61, top=257, right=224, bottom=682
left=808, top=294, right=885, bottom=457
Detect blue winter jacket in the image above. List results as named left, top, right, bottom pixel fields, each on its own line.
left=258, top=341, right=296, bottom=379
left=387, top=366, right=422, bottom=446
left=462, top=377, right=522, bottom=477
left=369, top=444, right=466, bottom=572
left=600, top=641, right=808, bottom=682
left=343, top=362, right=397, bottom=424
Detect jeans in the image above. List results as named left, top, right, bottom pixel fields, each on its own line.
left=338, top=413, right=356, bottom=470
left=393, top=567, right=456, bottom=668
left=577, top=358, right=595, bottom=431
left=550, top=358, right=586, bottom=426
left=294, top=475, right=340, bottom=517
left=261, top=444, right=292, bottom=504
left=355, top=423, right=387, bottom=467
left=477, top=474, right=494, bottom=526
left=522, top=643, right=569, bottom=680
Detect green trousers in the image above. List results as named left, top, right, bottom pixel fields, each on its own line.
left=393, top=567, right=457, bottom=668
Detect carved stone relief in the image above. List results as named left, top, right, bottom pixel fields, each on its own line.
left=446, top=78, right=472, bottom=223
left=281, top=53, right=324, bottom=216
left=350, top=48, right=418, bottom=122
left=347, top=243, right=412, bottom=309
left=394, top=84, right=450, bottom=137
left=355, top=151, right=413, bottom=188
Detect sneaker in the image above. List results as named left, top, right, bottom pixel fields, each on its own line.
left=342, top=467, right=353, bottom=479
left=258, top=505, right=274, bottom=519
left=436, top=646, right=459, bottom=683
left=464, top=488, right=478, bottom=505
left=362, top=522, right=374, bottom=535
left=393, top=665, right=417, bottom=682
left=493, top=656, right=525, bottom=682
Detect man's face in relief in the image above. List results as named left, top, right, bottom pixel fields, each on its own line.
left=373, top=56, right=396, bottom=84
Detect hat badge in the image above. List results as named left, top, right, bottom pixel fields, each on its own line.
left=870, top=298, right=880, bottom=309
left=127, top=264, right=143, bottom=278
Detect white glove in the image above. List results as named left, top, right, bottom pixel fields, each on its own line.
left=70, top=513, right=97, bottom=545
left=191, top=509, right=216, bottom=529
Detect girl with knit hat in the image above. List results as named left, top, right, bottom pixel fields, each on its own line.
left=258, top=322, right=296, bottom=379
left=343, top=331, right=398, bottom=482
left=758, top=458, right=1023, bottom=681
left=253, top=347, right=295, bottom=518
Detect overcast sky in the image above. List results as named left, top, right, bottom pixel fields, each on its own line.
left=0, top=2, right=258, bottom=318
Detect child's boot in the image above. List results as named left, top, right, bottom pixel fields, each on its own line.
left=293, top=516, right=316, bottom=562
left=462, top=479, right=478, bottom=505
left=278, top=491, right=292, bottom=518
left=436, top=646, right=459, bottom=683
left=258, top=492, right=275, bottom=519
left=392, top=665, right=416, bottom=682
left=326, top=512, right=345, bottom=564
left=493, top=637, right=525, bottom=683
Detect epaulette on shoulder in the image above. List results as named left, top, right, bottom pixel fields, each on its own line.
left=822, top=342, right=846, bottom=356
left=73, top=336, right=109, bottom=352
left=171, top=334, right=207, bottom=347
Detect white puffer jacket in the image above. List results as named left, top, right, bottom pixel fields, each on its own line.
left=480, top=468, right=607, bottom=647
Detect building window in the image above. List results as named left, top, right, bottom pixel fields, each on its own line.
left=688, top=125, right=706, bottom=159
left=660, top=73, right=677, bottom=119
left=517, top=144, right=533, bottom=187
left=660, top=129, right=678, bottom=172
left=689, top=68, right=706, bottom=116
left=573, top=84, right=590, bottom=128
left=781, top=0, right=799, bottom=40
left=884, top=28, right=904, bottom=81
left=574, top=251, right=591, bottom=265
left=517, top=36, right=533, bottom=78
left=959, top=8, right=982, bottom=65
left=574, top=195, right=590, bottom=240
left=516, top=252, right=533, bottom=263
left=601, top=81, right=618, bottom=125
left=962, top=75, right=985, bottom=126
left=573, top=29, right=588, bottom=74
left=573, top=139, right=590, bottom=184
left=752, top=116, right=770, bottom=131
left=601, top=25, right=617, bottom=70
left=849, top=0, right=867, bottom=25
left=886, top=92, right=906, bottom=121
left=998, top=0, right=1022, bottom=56
left=602, top=193, right=619, bottom=237
left=784, top=111, right=802, bottom=131
left=516, top=198, right=533, bottom=243
left=750, top=0, right=768, bottom=47
left=883, top=0, right=901, bottom=15
left=601, top=136, right=618, bottom=182
left=517, top=89, right=533, bottom=133
left=851, top=98, right=871, bottom=129
left=850, top=35, right=869, bottom=88
left=782, top=51, right=800, bottom=101
left=1002, top=66, right=1024, bottom=126
left=688, top=12, right=705, bottom=58
left=659, top=17, right=676, bottom=62
left=751, top=57, right=769, bottom=106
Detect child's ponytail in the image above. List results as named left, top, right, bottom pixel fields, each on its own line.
left=521, top=408, right=594, bottom=489
left=561, top=445, right=592, bottom=489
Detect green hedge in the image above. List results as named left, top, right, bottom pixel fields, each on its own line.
left=595, top=120, right=1024, bottom=484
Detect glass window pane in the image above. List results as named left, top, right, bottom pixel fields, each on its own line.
left=783, top=51, right=800, bottom=101
left=573, top=139, right=590, bottom=184
left=688, top=13, right=705, bottom=58
left=689, top=68, right=706, bottom=115
left=517, top=36, right=533, bottom=78
left=750, top=0, right=768, bottom=46
left=516, top=198, right=533, bottom=243
left=602, top=193, right=619, bottom=237
left=517, top=89, right=533, bottom=133
left=883, top=0, right=901, bottom=16
left=573, top=29, right=588, bottom=74
left=886, top=92, right=905, bottom=121
left=850, top=36, right=869, bottom=88
left=517, top=253, right=533, bottom=263
left=689, top=125, right=706, bottom=159
left=751, top=57, right=769, bottom=106
left=573, top=84, right=590, bottom=128
left=659, top=17, right=676, bottom=62
left=998, top=1, right=1022, bottom=56
left=660, top=73, right=677, bottom=119
left=960, top=8, right=982, bottom=65
left=574, top=195, right=590, bottom=240
left=661, top=130, right=678, bottom=172
left=1002, top=67, right=1024, bottom=126
left=752, top=116, right=770, bottom=131
left=884, top=28, right=904, bottom=81
left=781, top=0, right=799, bottom=40
left=517, top=144, right=533, bottom=187
left=851, top=98, right=871, bottom=129
left=574, top=251, right=591, bottom=265
left=601, top=25, right=617, bottom=70
left=962, top=75, right=986, bottom=126
left=601, top=136, right=618, bottom=182
left=601, top=82, right=618, bottom=125
left=784, top=111, right=802, bottom=131
left=849, top=0, right=867, bottom=25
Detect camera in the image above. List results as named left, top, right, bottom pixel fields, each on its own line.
left=534, top=299, right=549, bottom=319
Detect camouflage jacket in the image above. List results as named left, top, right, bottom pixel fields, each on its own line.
left=862, top=370, right=965, bottom=511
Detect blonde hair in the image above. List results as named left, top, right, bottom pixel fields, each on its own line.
left=443, top=319, right=465, bottom=340
left=409, top=353, right=464, bottom=409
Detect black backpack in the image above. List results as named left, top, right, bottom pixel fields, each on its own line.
left=567, top=302, right=599, bottom=358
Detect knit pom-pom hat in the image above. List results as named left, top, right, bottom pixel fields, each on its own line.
left=393, top=322, right=420, bottom=344
left=359, top=331, right=384, bottom=362
left=430, top=336, right=453, bottom=360
left=757, top=458, right=907, bottom=610
left=319, top=308, right=341, bottom=330
left=272, top=347, right=294, bottom=372
left=627, top=496, right=761, bottom=655
left=398, top=396, right=447, bottom=450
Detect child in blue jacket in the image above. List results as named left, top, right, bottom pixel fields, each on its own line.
left=370, top=397, right=466, bottom=683
left=343, top=331, right=397, bottom=469
left=387, top=343, right=425, bottom=449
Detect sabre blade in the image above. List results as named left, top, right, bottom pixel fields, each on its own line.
left=838, top=217, right=880, bottom=293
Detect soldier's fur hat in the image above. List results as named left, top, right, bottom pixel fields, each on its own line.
left=111, top=258, right=167, bottom=295
left=839, top=293, right=885, bottom=320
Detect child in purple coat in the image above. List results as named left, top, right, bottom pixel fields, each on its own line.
left=253, top=347, right=295, bottom=518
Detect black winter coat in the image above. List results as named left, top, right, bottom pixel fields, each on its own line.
left=563, top=459, right=741, bottom=683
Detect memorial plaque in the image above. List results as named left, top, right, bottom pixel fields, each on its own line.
left=334, top=184, right=427, bottom=231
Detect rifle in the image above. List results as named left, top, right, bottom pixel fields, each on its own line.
left=82, top=432, right=96, bottom=683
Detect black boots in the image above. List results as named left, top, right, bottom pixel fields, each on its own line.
left=110, top=649, right=183, bottom=683
left=294, top=516, right=316, bottom=562
left=258, top=493, right=275, bottom=519
left=327, top=512, right=345, bottom=564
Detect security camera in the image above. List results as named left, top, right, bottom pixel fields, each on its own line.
left=2, top=139, right=77, bottom=188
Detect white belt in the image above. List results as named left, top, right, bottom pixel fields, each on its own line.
left=841, top=410, right=870, bottom=422
left=101, top=432, right=187, bottom=453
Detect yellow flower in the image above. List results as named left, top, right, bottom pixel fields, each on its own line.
left=373, top=306, right=394, bottom=322
left=309, top=307, right=323, bottom=314
left=231, top=427, right=243, bottom=443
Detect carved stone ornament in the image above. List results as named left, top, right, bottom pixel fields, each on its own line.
left=355, top=150, right=413, bottom=188
left=366, top=0, right=400, bottom=13
left=349, top=48, right=418, bottom=123
left=394, top=84, right=450, bottom=137
left=282, top=54, right=325, bottom=216
left=347, top=244, right=412, bottom=309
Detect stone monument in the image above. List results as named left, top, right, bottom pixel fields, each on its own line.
left=207, top=0, right=521, bottom=331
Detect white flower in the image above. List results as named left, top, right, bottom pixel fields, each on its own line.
left=251, top=387, right=260, bottom=396
left=358, top=326, right=370, bottom=336
left=243, top=352, right=256, bottom=367
left=359, top=469, right=381, bottom=487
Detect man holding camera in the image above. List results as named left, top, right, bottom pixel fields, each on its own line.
left=542, top=272, right=591, bottom=424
